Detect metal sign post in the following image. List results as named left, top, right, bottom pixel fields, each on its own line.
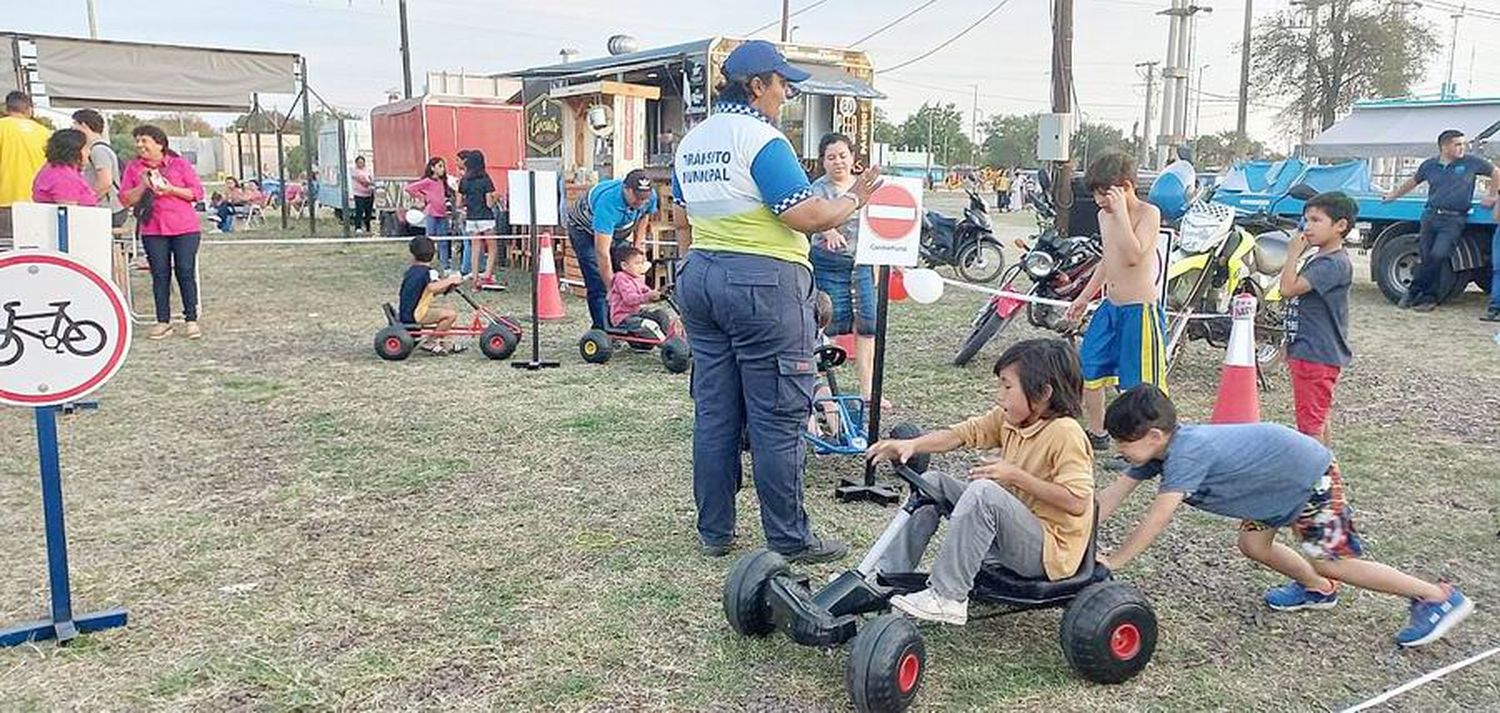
left=511, top=170, right=560, bottom=370
left=837, top=177, right=924, bottom=506
left=0, top=210, right=130, bottom=647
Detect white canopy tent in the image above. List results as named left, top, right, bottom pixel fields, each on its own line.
left=1305, top=98, right=1500, bottom=159
left=2, top=32, right=352, bottom=236
left=3, top=33, right=297, bottom=112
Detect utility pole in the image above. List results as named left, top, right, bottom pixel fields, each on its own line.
left=1051, top=0, right=1074, bottom=236
left=1444, top=4, right=1465, bottom=99
left=399, top=0, right=413, bottom=99
left=781, top=0, right=792, bottom=42
left=971, top=84, right=980, bottom=165
left=1236, top=0, right=1252, bottom=138
left=1157, top=0, right=1183, bottom=168
left=1136, top=61, right=1158, bottom=168
left=925, top=110, right=934, bottom=186
left=85, top=0, right=99, bottom=39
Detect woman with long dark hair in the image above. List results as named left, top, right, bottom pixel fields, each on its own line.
left=121, top=124, right=205, bottom=340
left=405, top=156, right=457, bottom=272
left=458, top=150, right=500, bottom=288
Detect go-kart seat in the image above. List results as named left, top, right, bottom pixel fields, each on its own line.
left=383, top=303, right=420, bottom=332
left=971, top=506, right=1109, bottom=605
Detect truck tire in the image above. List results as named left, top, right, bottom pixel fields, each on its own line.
left=1374, top=232, right=1459, bottom=305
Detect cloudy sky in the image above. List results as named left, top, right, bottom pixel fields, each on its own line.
left=10, top=0, right=1499, bottom=153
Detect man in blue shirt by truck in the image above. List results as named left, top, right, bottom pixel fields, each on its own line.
left=1382, top=129, right=1500, bottom=313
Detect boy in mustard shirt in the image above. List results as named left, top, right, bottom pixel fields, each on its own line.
left=867, top=338, right=1095, bottom=625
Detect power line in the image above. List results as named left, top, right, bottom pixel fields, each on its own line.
left=744, top=0, right=835, bottom=35
left=878, top=0, right=1014, bottom=74
left=850, top=0, right=943, bottom=46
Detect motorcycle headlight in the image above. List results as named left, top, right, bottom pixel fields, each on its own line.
left=969, top=209, right=992, bottom=231
left=1022, top=250, right=1056, bottom=278
left=1251, top=230, right=1291, bottom=274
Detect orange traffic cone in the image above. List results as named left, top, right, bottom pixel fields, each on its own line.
left=536, top=232, right=566, bottom=321
left=888, top=268, right=909, bottom=302
left=1210, top=293, right=1260, bottom=424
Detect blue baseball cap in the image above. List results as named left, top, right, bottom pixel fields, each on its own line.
left=722, top=40, right=810, bottom=82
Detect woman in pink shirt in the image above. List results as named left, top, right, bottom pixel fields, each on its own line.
left=121, top=125, right=206, bottom=340
left=404, top=157, right=456, bottom=272
left=31, top=129, right=99, bottom=206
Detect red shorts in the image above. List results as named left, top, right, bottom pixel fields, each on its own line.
left=1288, top=358, right=1341, bottom=437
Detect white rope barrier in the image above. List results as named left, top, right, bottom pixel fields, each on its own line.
left=1338, top=644, right=1500, bottom=712
left=930, top=273, right=1229, bottom=322
left=200, top=233, right=536, bottom=246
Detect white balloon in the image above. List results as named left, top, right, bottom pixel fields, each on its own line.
left=902, top=268, right=945, bottom=304
left=405, top=208, right=427, bottom=227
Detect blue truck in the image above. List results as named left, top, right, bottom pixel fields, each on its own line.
left=1213, top=97, right=1499, bottom=304
left=1215, top=157, right=1496, bottom=305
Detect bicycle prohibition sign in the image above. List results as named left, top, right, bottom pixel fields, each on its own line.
left=0, top=251, right=130, bottom=408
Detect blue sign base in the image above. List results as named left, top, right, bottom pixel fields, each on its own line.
left=0, top=607, right=128, bottom=647
left=0, top=405, right=128, bottom=648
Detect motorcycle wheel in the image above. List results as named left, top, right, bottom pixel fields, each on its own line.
left=953, top=302, right=1016, bottom=367
left=955, top=239, right=1006, bottom=284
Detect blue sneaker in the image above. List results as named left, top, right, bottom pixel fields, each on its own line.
left=1396, top=585, right=1474, bottom=648
left=1264, top=581, right=1339, bottom=611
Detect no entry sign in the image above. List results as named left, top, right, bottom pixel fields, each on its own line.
left=856, top=177, right=923, bottom=267
left=0, top=251, right=131, bottom=407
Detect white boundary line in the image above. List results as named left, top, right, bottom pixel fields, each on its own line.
left=1339, top=644, right=1500, bottom=712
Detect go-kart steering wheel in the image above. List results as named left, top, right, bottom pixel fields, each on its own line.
left=889, top=462, right=953, bottom=516
left=813, top=344, right=847, bottom=371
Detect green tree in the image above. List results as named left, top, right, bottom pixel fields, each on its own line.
left=1071, top=121, right=1131, bottom=165
left=1192, top=130, right=1276, bottom=169
left=159, top=112, right=218, bottom=136
left=1251, top=0, right=1436, bottom=131
left=873, top=106, right=899, bottom=145
left=980, top=113, right=1040, bottom=169
left=894, top=103, right=976, bottom=166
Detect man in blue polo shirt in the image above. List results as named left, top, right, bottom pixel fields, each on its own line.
left=1383, top=129, right=1500, bottom=312
left=566, top=168, right=659, bottom=330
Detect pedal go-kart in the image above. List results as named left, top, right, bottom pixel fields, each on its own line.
left=374, top=286, right=523, bottom=361
left=803, top=345, right=928, bottom=465
left=723, top=462, right=1157, bottom=713
left=578, top=290, right=691, bottom=374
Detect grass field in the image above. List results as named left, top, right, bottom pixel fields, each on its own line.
left=2, top=199, right=1498, bottom=711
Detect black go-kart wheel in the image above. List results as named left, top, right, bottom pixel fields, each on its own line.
left=846, top=613, right=926, bottom=713
left=480, top=322, right=520, bottom=360
left=579, top=329, right=613, bottom=364
left=1059, top=581, right=1157, bottom=684
left=887, top=423, right=931, bottom=475
left=661, top=336, right=691, bottom=374
left=374, top=326, right=415, bottom=361
left=722, top=548, right=789, bottom=637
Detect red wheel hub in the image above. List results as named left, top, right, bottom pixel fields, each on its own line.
left=896, top=652, right=920, bottom=694
left=1109, top=622, right=1142, bottom=660
left=384, top=337, right=402, bottom=353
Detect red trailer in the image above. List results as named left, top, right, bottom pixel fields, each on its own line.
left=370, top=95, right=524, bottom=233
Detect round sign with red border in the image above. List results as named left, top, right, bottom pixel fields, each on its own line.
left=865, top=183, right=920, bottom=240
left=0, top=251, right=131, bottom=407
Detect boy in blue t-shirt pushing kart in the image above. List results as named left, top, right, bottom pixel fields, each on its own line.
left=1096, top=385, right=1473, bottom=648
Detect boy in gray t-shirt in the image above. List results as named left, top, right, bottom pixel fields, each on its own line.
left=1281, top=191, right=1355, bottom=444
left=1095, top=386, right=1473, bottom=649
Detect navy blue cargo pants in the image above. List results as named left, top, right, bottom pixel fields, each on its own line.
left=677, top=249, right=818, bottom=554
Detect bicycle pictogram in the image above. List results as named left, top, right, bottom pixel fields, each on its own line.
left=0, top=300, right=108, bottom=367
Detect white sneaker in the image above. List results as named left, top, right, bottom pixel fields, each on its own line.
left=890, top=588, right=968, bottom=625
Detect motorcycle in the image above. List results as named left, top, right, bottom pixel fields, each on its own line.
left=1162, top=183, right=1321, bottom=372
left=953, top=187, right=1103, bottom=367
left=920, top=188, right=1007, bottom=284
